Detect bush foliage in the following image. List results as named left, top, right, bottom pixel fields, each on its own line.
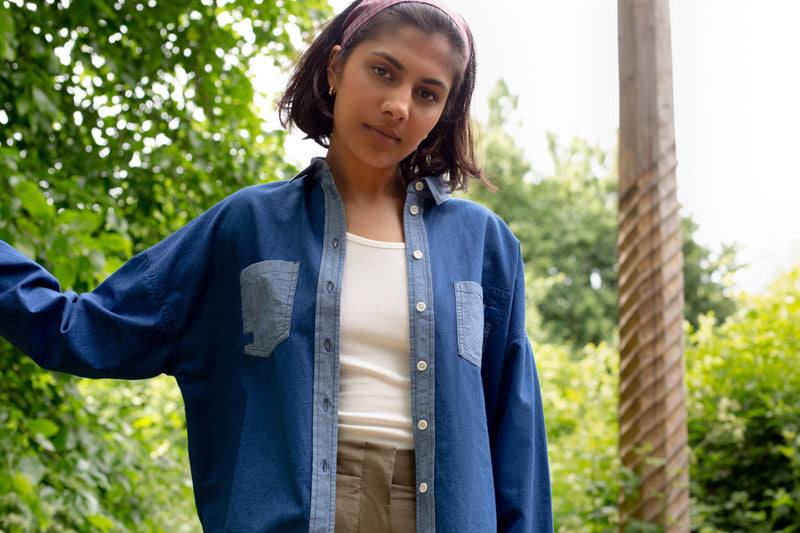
left=686, top=267, right=800, bottom=531
left=539, top=267, right=800, bottom=531
left=539, top=341, right=620, bottom=531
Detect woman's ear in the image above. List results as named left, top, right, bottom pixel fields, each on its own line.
left=327, top=45, right=343, bottom=92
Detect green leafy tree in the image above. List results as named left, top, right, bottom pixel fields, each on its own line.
left=470, top=80, right=738, bottom=348
left=682, top=217, right=739, bottom=332
left=470, top=81, right=620, bottom=347
left=526, top=135, right=619, bottom=348
left=0, top=0, right=330, bottom=530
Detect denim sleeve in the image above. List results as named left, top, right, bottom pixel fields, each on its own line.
left=489, top=248, right=554, bottom=533
left=0, top=240, right=172, bottom=379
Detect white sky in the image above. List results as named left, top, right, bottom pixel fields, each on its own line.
left=281, top=0, right=800, bottom=294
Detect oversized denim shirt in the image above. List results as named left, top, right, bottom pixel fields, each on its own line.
left=0, top=158, right=553, bottom=532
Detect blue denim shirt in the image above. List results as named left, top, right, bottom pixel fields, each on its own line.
left=0, top=158, right=553, bottom=532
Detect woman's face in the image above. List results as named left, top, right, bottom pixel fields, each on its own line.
left=327, top=24, right=458, bottom=174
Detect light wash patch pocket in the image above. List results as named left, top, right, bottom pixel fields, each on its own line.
left=240, top=260, right=299, bottom=358
left=454, top=281, right=484, bottom=367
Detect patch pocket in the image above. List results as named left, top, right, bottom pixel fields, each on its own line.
left=240, top=260, right=299, bottom=358
left=454, top=281, right=484, bottom=367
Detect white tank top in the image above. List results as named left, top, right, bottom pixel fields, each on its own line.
left=337, top=232, right=413, bottom=449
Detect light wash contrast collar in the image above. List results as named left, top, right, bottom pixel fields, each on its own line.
left=421, top=175, right=452, bottom=205
left=299, top=157, right=451, bottom=207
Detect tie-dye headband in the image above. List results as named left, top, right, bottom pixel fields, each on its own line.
left=339, top=0, right=472, bottom=70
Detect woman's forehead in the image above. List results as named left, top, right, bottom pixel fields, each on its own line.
left=348, top=26, right=460, bottom=84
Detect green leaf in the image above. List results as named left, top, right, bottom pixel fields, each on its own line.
left=132, top=415, right=155, bottom=429
left=13, top=237, right=36, bottom=259
left=34, top=433, right=56, bottom=453
left=16, top=455, right=46, bottom=486
left=12, top=471, right=35, bottom=496
left=64, top=210, right=101, bottom=234
left=97, top=232, right=132, bottom=256
left=15, top=181, right=53, bottom=219
left=52, top=255, right=78, bottom=290
left=90, top=0, right=116, bottom=18
left=86, top=514, right=115, bottom=532
left=0, top=7, right=16, bottom=62
left=0, top=470, right=12, bottom=493
left=0, top=7, right=15, bottom=34
left=87, top=249, right=107, bottom=272
left=29, top=417, right=60, bottom=437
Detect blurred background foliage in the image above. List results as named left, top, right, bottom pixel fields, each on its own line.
left=1, top=1, right=797, bottom=532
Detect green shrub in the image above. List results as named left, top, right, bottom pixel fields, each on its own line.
left=0, top=348, right=199, bottom=531
left=540, top=341, right=620, bottom=531
left=686, top=267, right=800, bottom=532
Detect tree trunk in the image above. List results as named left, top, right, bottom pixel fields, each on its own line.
left=617, top=0, right=689, bottom=530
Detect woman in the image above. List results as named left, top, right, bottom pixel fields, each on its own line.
left=0, top=0, right=553, bottom=531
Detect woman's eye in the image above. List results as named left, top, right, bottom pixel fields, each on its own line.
left=372, top=66, right=391, bottom=79
left=418, top=89, right=438, bottom=102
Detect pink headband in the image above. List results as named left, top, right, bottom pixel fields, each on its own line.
left=340, top=0, right=472, bottom=70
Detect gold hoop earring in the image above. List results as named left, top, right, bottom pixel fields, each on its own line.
left=329, top=86, right=336, bottom=97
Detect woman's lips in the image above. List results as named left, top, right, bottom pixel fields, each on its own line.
left=366, top=124, right=400, bottom=143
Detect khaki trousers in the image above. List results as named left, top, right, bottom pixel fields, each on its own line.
left=335, top=441, right=416, bottom=532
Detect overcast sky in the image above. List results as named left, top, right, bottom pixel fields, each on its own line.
left=287, top=0, right=800, bottom=293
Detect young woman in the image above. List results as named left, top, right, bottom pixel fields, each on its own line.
left=0, top=0, right=553, bottom=531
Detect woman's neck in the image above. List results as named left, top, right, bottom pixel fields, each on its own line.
left=325, top=144, right=403, bottom=200
left=325, top=149, right=407, bottom=243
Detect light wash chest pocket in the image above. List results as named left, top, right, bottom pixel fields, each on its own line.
left=454, top=281, right=484, bottom=367
left=240, top=260, right=299, bottom=358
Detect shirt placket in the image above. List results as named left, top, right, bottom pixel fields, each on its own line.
left=309, top=170, right=347, bottom=532
left=405, top=179, right=436, bottom=532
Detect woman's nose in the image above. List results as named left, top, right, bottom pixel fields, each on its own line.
left=381, top=91, right=410, bottom=122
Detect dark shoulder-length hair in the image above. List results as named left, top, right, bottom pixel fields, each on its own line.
left=277, top=0, right=490, bottom=191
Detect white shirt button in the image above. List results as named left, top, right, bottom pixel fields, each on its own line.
left=409, top=205, right=419, bottom=215
left=419, top=482, right=428, bottom=494
left=417, top=419, right=428, bottom=431
left=416, top=360, right=427, bottom=371
left=414, top=181, right=424, bottom=191
left=413, top=250, right=423, bottom=260
left=415, top=301, right=426, bottom=312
